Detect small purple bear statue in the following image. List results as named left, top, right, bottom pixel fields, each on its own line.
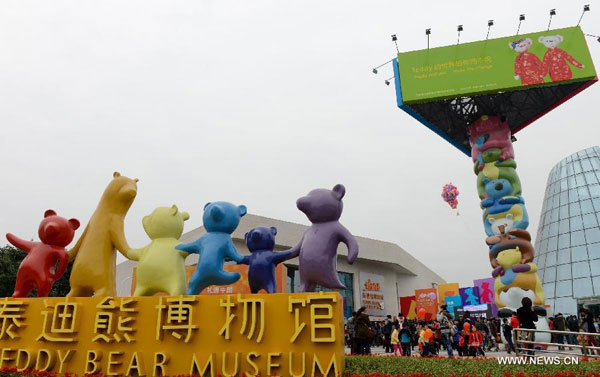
left=288, top=184, right=359, bottom=292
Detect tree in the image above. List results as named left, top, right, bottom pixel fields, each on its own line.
left=0, top=245, right=73, bottom=297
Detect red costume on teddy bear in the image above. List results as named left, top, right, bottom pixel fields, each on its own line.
left=6, top=209, right=79, bottom=297
left=509, top=39, right=545, bottom=86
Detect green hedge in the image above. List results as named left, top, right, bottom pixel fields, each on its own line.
left=344, top=355, right=600, bottom=376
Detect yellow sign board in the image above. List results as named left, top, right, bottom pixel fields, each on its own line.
left=0, top=293, right=344, bottom=376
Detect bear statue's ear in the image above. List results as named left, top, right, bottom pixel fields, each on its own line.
left=171, top=205, right=179, bottom=216
left=508, top=41, right=514, bottom=49
left=556, top=35, right=563, bottom=42
left=113, top=172, right=121, bottom=178
left=332, top=184, right=346, bottom=200
left=238, top=205, right=247, bottom=217
left=203, top=202, right=212, bottom=211
left=270, top=227, right=278, bottom=236
left=538, top=36, right=546, bottom=43
left=525, top=38, right=532, bottom=45
left=181, top=212, right=190, bottom=221
left=483, top=178, right=490, bottom=185
left=210, top=206, right=224, bottom=222
left=68, top=218, right=80, bottom=230
left=44, top=209, right=57, bottom=218
left=506, top=214, right=513, bottom=220
left=488, top=217, right=495, bottom=224
left=134, top=178, right=139, bottom=183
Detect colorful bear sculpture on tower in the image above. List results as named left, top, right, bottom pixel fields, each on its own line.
left=469, top=115, right=544, bottom=313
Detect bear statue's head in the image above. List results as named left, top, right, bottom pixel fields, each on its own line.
left=487, top=214, right=514, bottom=236
left=143, top=205, right=189, bottom=240
left=496, top=247, right=523, bottom=269
left=100, top=172, right=139, bottom=212
left=296, top=184, right=345, bottom=223
left=202, top=201, right=247, bottom=234
left=538, top=35, right=563, bottom=49
left=509, top=38, right=533, bottom=53
left=38, top=209, right=80, bottom=247
left=483, top=178, right=513, bottom=200
left=245, top=226, right=277, bottom=252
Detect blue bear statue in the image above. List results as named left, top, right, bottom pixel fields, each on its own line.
left=481, top=178, right=514, bottom=207
left=176, top=201, right=247, bottom=295
left=483, top=196, right=529, bottom=237
left=239, top=226, right=294, bottom=293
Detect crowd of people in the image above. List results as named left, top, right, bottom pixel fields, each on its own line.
left=345, top=299, right=600, bottom=357
left=345, top=305, right=503, bottom=357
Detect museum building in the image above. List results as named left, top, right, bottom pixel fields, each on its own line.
left=116, top=213, right=446, bottom=319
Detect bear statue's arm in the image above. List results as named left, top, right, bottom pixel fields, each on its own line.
left=68, top=224, right=88, bottom=261
left=111, top=217, right=131, bottom=258
left=270, top=249, right=297, bottom=265
left=127, top=247, right=146, bottom=261
left=175, top=241, right=200, bottom=254
left=225, top=240, right=244, bottom=263
left=480, top=199, right=494, bottom=208
left=5, top=233, right=35, bottom=252
left=339, top=225, right=359, bottom=264
left=51, top=249, right=70, bottom=279
left=283, top=235, right=305, bottom=259
left=239, top=256, right=250, bottom=265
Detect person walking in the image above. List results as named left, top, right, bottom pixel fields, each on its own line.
left=516, top=297, right=537, bottom=356
left=567, top=315, right=579, bottom=349
left=553, top=313, right=566, bottom=350
left=391, top=323, right=402, bottom=356
left=347, top=312, right=358, bottom=354
left=581, top=308, right=598, bottom=356
left=354, top=307, right=371, bottom=355
left=437, top=306, right=454, bottom=357
left=469, top=326, right=485, bottom=356
left=383, top=315, right=393, bottom=353
left=400, top=321, right=412, bottom=356
left=502, top=318, right=515, bottom=354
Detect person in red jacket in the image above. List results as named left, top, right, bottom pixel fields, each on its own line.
left=469, top=327, right=485, bottom=356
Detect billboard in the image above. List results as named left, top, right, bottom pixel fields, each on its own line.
left=474, top=277, right=498, bottom=316
left=459, top=286, right=480, bottom=307
left=437, top=283, right=460, bottom=305
left=415, top=288, right=438, bottom=320
left=360, top=272, right=385, bottom=316
left=444, top=295, right=463, bottom=319
left=399, top=295, right=417, bottom=319
left=454, top=303, right=494, bottom=319
left=396, top=26, right=596, bottom=104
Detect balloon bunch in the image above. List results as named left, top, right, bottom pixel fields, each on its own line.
left=441, top=182, right=459, bottom=214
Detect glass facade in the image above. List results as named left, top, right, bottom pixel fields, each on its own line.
left=286, top=265, right=354, bottom=318
left=535, top=146, right=600, bottom=315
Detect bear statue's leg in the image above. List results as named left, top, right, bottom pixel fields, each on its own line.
left=67, top=285, right=94, bottom=297
left=215, top=270, right=241, bottom=286
left=186, top=269, right=207, bottom=295
left=36, top=278, right=54, bottom=297
left=265, top=279, right=277, bottom=294
left=93, top=286, right=116, bottom=297
left=166, top=281, right=186, bottom=296
left=134, top=285, right=154, bottom=297
left=249, top=281, right=261, bottom=294
left=12, top=278, right=35, bottom=298
left=300, top=280, right=317, bottom=292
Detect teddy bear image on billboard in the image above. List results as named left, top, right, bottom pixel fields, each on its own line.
left=509, top=39, right=545, bottom=86
left=538, top=35, right=584, bottom=82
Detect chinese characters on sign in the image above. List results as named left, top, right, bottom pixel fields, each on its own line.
left=359, top=272, right=385, bottom=316
left=0, top=293, right=343, bottom=376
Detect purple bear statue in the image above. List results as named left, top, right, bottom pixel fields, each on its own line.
left=288, top=184, right=359, bottom=292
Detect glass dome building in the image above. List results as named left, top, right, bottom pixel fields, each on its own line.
left=535, top=146, right=600, bottom=315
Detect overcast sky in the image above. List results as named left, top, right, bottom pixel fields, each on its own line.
left=1, top=1, right=599, bottom=287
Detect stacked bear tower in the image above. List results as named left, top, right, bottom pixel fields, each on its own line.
left=469, top=115, right=545, bottom=314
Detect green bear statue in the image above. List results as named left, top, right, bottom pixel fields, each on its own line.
left=128, top=205, right=190, bottom=296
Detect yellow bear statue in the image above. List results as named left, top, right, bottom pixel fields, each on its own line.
left=128, top=205, right=190, bottom=296
left=494, top=246, right=545, bottom=308
left=68, top=172, right=138, bottom=297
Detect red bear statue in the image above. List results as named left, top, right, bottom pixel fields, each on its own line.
left=6, top=210, right=80, bottom=297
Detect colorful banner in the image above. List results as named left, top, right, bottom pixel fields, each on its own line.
left=415, top=288, right=438, bottom=320
left=0, top=294, right=344, bottom=376
left=473, top=277, right=498, bottom=316
left=437, top=283, right=460, bottom=305
left=359, top=272, right=385, bottom=317
left=396, top=26, right=597, bottom=104
left=399, top=295, right=416, bottom=320
left=459, top=287, right=480, bottom=307
left=132, top=264, right=285, bottom=295
left=444, top=295, right=463, bottom=318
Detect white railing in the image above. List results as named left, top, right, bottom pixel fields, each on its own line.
left=513, top=327, right=600, bottom=358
